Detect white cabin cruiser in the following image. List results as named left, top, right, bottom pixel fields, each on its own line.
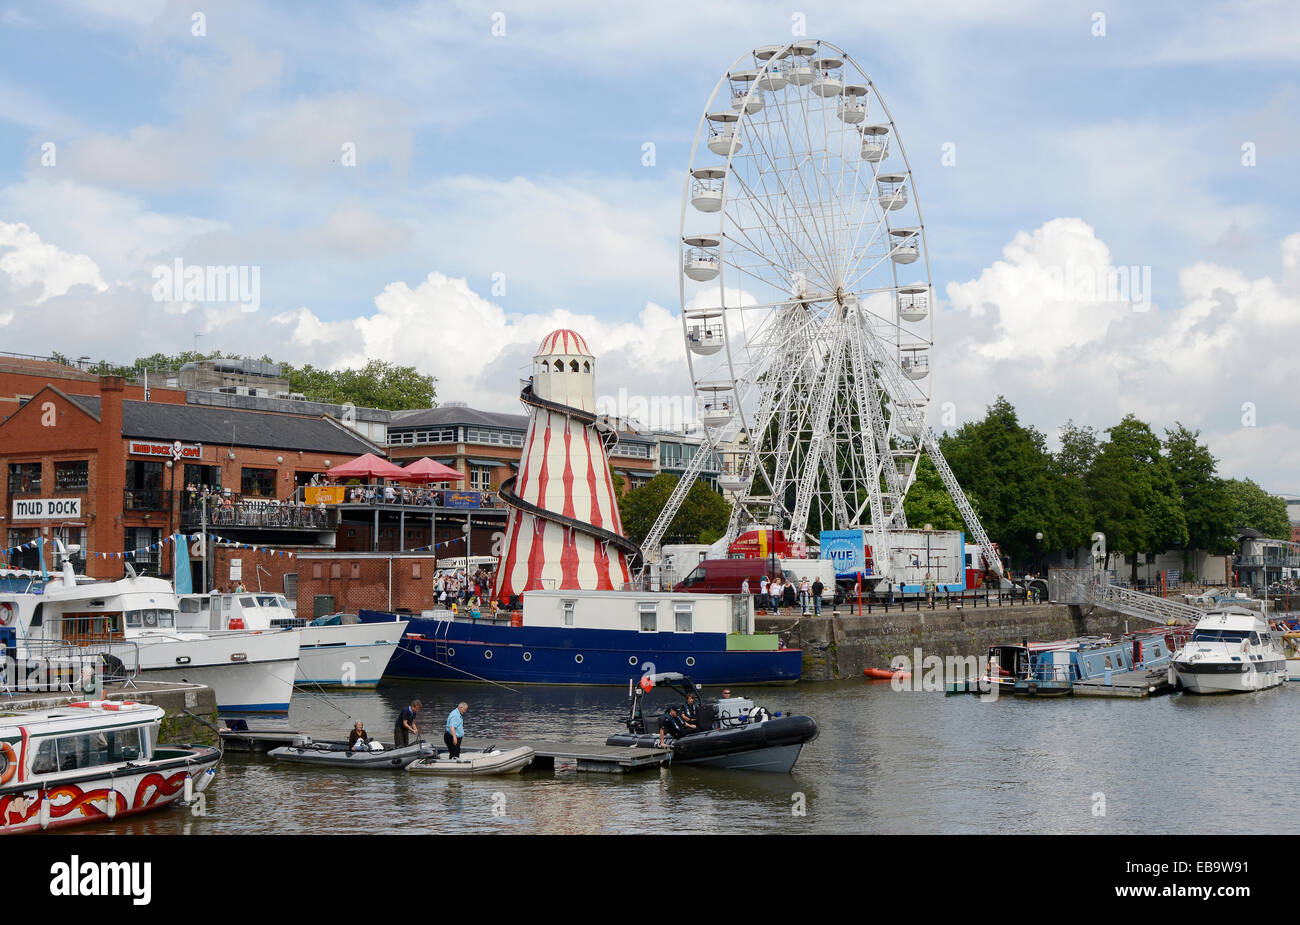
left=177, top=592, right=405, bottom=688
left=0, top=700, right=219, bottom=833
left=1171, top=608, right=1286, bottom=694
left=1, top=562, right=299, bottom=715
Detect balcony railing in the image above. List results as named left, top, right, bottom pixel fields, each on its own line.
left=123, top=488, right=169, bottom=512
left=182, top=494, right=340, bottom=530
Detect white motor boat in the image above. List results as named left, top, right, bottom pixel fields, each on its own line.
left=1, top=563, right=300, bottom=715
left=0, top=699, right=220, bottom=833
left=1171, top=608, right=1287, bottom=694
left=177, top=592, right=405, bottom=688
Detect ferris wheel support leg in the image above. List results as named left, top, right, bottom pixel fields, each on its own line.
left=919, top=428, right=1004, bottom=578
left=640, top=432, right=715, bottom=565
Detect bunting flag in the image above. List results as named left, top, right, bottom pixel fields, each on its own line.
left=407, top=536, right=468, bottom=553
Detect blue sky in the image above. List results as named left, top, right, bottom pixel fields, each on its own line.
left=1, top=0, right=1298, bottom=491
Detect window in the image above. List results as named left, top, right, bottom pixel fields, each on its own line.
left=184, top=464, right=222, bottom=491
left=563, top=600, right=576, bottom=626
left=388, top=427, right=458, bottom=446
left=639, top=602, right=658, bottom=633
left=470, top=466, right=492, bottom=491
left=7, top=462, right=41, bottom=493
left=54, top=461, right=88, bottom=492
left=30, top=728, right=143, bottom=775
left=674, top=602, right=694, bottom=633
left=241, top=468, right=276, bottom=497
left=125, top=608, right=175, bottom=629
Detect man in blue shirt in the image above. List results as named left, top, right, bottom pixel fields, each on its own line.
left=445, top=702, right=468, bottom=759
left=394, top=699, right=421, bottom=747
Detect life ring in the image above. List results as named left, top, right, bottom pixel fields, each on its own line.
left=0, top=602, right=15, bottom=626
left=0, top=742, right=16, bottom=784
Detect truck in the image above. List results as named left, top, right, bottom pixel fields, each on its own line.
left=820, top=528, right=968, bottom=595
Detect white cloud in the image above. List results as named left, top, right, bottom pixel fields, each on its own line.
left=937, top=218, right=1300, bottom=491
left=0, top=222, right=106, bottom=319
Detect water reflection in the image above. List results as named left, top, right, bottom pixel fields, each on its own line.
left=69, top=679, right=1300, bottom=835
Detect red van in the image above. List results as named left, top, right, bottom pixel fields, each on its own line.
left=673, top=558, right=795, bottom=595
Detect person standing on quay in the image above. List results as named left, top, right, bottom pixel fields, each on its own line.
left=394, top=699, right=421, bottom=747
left=811, top=577, right=824, bottom=616
left=445, top=702, right=468, bottom=759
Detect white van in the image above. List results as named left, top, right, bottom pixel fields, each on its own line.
left=779, top=558, right=841, bottom=605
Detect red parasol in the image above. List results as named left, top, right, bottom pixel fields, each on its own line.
left=326, top=453, right=409, bottom=480
left=395, top=457, right=466, bottom=483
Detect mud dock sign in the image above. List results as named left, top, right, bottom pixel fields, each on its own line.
left=12, top=498, right=82, bottom=520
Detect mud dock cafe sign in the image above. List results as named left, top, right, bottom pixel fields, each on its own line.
left=12, top=498, right=83, bottom=520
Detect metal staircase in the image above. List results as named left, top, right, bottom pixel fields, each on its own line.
left=1090, top=581, right=1204, bottom=625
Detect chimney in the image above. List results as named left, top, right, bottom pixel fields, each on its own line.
left=97, top=376, right=126, bottom=578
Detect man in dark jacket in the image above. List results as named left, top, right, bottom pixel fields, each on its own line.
left=811, top=578, right=824, bottom=616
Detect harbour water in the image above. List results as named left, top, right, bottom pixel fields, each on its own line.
left=76, top=679, right=1300, bottom=835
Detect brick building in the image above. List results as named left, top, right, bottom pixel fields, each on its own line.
left=0, top=375, right=381, bottom=583
left=294, top=553, right=440, bottom=620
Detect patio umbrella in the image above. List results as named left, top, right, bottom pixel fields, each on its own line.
left=326, top=453, right=408, bottom=480
left=395, top=457, right=466, bottom=483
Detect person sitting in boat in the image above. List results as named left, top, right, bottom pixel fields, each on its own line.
left=658, top=706, right=685, bottom=747
left=348, top=721, right=372, bottom=751
left=678, top=693, right=700, bottom=735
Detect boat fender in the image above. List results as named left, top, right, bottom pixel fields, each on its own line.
left=0, top=742, right=15, bottom=784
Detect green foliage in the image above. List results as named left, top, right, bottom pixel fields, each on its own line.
left=1086, top=415, right=1187, bottom=581
left=938, top=396, right=1061, bottom=566
left=902, top=455, right=963, bottom=532
left=619, top=473, right=731, bottom=546
left=1164, top=424, right=1235, bottom=555
left=74, top=350, right=438, bottom=411
left=1225, top=478, right=1290, bottom=539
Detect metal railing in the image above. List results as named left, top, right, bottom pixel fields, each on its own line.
left=3, top=639, right=139, bottom=694
left=183, top=497, right=339, bottom=530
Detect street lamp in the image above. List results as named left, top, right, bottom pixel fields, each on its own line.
left=462, top=520, right=471, bottom=562
left=923, top=523, right=934, bottom=604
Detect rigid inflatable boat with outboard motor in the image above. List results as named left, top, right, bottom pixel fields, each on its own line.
left=268, top=737, right=433, bottom=769
left=605, top=672, right=817, bottom=773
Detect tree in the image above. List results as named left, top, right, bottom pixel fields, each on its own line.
left=902, top=455, right=963, bottom=532
left=1086, top=415, right=1187, bottom=583
left=1051, top=421, right=1098, bottom=554
left=939, top=396, right=1061, bottom=567
left=1163, top=424, right=1234, bottom=557
left=281, top=358, right=436, bottom=410
left=1225, top=478, right=1290, bottom=539
left=619, top=473, right=731, bottom=546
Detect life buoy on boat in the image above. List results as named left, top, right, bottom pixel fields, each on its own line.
left=0, top=742, right=17, bottom=784
left=0, top=602, right=15, bottom=626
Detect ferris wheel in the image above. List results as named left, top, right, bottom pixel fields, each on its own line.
left=658, top=40, right=935, bottom=556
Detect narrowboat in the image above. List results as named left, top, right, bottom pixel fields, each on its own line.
left=0, top=700, right=219, bottom=833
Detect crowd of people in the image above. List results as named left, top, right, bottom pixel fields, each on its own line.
left=740, top=575, right=827, bottom=616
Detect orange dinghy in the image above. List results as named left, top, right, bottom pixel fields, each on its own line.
left=863, top=667, right=912, bottom=681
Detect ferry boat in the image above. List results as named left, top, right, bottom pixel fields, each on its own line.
left=0, top=700, right=219, bottom=833
left=177, top=592, right=406, bottom=688
left=1171, top=608, right=1286, bottom=694
left=1, top=562, right=300, bottom=715
left=360, top=589, right=801, bottom=685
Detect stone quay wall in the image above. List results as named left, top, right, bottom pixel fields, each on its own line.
left=757, top=602, right=1144, bottom=682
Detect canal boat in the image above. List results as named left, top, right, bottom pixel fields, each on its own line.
left=0, top=700, right=220, bottom=833
left=407, top=745, right=535, bottom=775
left=359, top=588, right=801, bottom=686
left=177, top=592, right=406, bottom=688
left=605, top=672, right=818, bottom=773
left=268, top=737, right=433, bottom=769
left=1, top=561, right=300, bottom=715
left=1171, top=608, right=1286, bottom=694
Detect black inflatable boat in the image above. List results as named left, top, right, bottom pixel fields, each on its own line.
left=606, top=672, right=818, bottom=772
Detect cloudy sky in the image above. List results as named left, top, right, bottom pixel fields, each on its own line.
left=1, top=0, right=1297, bottom=492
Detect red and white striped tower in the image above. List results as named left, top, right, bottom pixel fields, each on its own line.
left=494, top=329, right=636, bottom=602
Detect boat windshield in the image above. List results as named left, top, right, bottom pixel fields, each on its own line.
left=256, top=595, right=289, bottom=609
left=125, top=608, right=176, bottom=629
left=1191, top=629, right=1249, bottom=643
